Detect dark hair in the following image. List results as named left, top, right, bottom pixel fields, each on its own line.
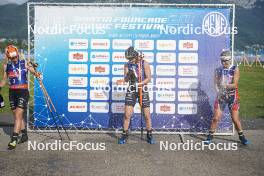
left=125, top=46, right=139, bottom=60
left=220, top=50, right=231, bottom=57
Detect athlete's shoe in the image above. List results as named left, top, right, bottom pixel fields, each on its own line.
left=147, top=134, right=155, bottom=144
left=8, top=139, right=17, bottom=150
left=239, top=135, right=250, bottom=145
left=118, top=132, right=128, bottom=144
left=203, top=134, right=213, bottom=145
left=18, top=134, right=28, bottom=144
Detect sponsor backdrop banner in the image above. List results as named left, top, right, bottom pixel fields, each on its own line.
left=33, top=5, right=233, bottom=133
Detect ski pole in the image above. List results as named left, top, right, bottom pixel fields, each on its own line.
left=138, top=60, right=144, bottom=140
left=38, top=79, right=71, bottom=140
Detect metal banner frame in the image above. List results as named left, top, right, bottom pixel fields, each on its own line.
left=27, top=2, right=235, bottom=135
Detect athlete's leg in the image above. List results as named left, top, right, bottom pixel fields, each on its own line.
left=143, top=107, right=151, bottom=130
left=14, top=107, right=24, bottom=133
left=230, top=102, right=249, bottom=145
left=118, top=105, right=134, bottom=144
left=209, top=104, right=223, bottom=132
left=204, top=100, right=223, bottom=144
left=19, top=111, right=28, bottom=144
left=123, top=105, right=134, bottom=131
left=8, top=91, right=19, bottom=149
left=143, top=107, right=155, bottom=144
left=8, top=108, right=24, bottom=149
left=142, top=89, right=151, bottom=130
left=231, top=110, right=243, bottom=132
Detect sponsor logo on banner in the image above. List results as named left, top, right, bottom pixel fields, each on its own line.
left=156, top=91, right=176, bottom=101
left=179, top=40, right=198, bottom=51
left=156, top=53, right=176, bottom=63
left=111, top=103, right=125, bottom=113
left=68, top=102, right=87, bottom=112
left=156, top=103, right=175, bottom=114
left=112, top=91, right=126, bottom=101
left=178, top=104, right=197, bottom=114
left=90, top=64, right=110, bottom=75
left=112, top=39, right=132, bottom=50
left=178, top=53, right=198, bottom=63
left=90, top=77, right=109, bottom=87
left=90, top=52, right=110, bottom=62
left=90, top=90, right=109, bottom=100
left=134, top=40, right=154, bottom=50
left=112, top=77, right=126, bottom=86
left=69, top=39, right=88, bottom=49
left=112, top=65, right=124, bottom=75
left=143, top=52, right=154, bottom=63
left=69, top=52, right=88, bottom=62
left=156, top=78, right=176, bottom=88
left=178, top=91, right=198, bottom=101
left=178, top=65, right=198, bottom=76
left=90, top=102, right=109, bottom=113
left=91, top=39, right=110, bottom=50
left=112, top=52, right=126, bottom=62
left=134, top=103, right=153, bottom=114
left=68, top=89, right=87, bottom=100
left=156, top=40, right=176, bottom=50
left=178, top=78, right=198, bottom=89
left=203, top=12, right=228, bottom=37
left=156, top=65, right=176, bottom=76
left=68, top=77, right=88, bottom=87
left=68, top=64, right=88, bottom=74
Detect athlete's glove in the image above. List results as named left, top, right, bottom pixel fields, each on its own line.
left=35, top=72, right=42, bottom=79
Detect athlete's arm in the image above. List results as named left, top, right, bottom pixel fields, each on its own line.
left=227, top=67, right=239, bottom=89
left=0, top=64, right=7, bottom=88
left=214, top=69, right=220, bottom=93
left=124, top=64, right=130, bottom=82
left=141, top=61, right=151, bottom=85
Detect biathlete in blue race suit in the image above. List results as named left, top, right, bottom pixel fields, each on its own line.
left=204, top=50, right=249, bottom=145
left=0, top=45, right=41, bottom=149
left=118, top=46, right=155, bottom=144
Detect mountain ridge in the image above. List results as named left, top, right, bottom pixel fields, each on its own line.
left=0, top=0, right=263, bottom=50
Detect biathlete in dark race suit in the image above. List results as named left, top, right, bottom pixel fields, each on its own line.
left=0, top=45, right=41, bottom=149
left=118, top=46, right=155, bottom=144
left=204, top=50, right=249, bottom=145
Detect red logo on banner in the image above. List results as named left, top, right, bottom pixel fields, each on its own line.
left=160, top=105, right=171, bottom=112
left=116, top=79, right=125, bottom=85
left=95, top=66, right=106, bottom=73
left=73, top=53, right=83, bottom=60
left=183, top=42, right=193, bottom=49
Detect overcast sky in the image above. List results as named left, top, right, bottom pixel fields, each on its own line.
left=0, top=0, right=28, bottom=5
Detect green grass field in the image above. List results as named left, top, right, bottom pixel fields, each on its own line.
left=238, top=65, right=264, bottom=118
left=0, top=60, right=263, bottom=119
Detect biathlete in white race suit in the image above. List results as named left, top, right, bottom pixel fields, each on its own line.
left=204, top=50, right=249, bottom=145
left=118, top=46, right=155, bottom=144
left=0, top=45, right=41, bottom=150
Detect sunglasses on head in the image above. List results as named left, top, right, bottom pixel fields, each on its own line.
left=8, top=56, right=18, bottom=60
left=221, top=60, right=230, bottom=62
